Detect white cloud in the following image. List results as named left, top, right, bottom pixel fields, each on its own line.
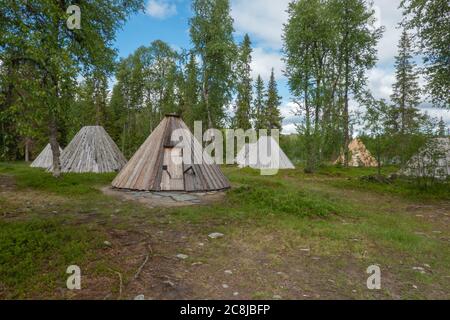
left=231, top=0, right=290, bottom=49
left=367, top=67, right=396, bottom=101
left=251, top=47, right=285, bottom=81
left=146, top=0, right=177, bottom=19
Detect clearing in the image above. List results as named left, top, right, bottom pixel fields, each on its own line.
left=0, top=163, right=449, bottom=299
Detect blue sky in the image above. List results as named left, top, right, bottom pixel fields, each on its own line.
left=114, top=0, right=449, bottom=133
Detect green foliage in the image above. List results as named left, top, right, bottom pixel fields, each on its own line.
left=233, top=34, right=253, bottom=130
left=390, top=29, right=423, bottom=134
left=253, top=75, right=266, bottom=131
left=401, top=0, right=450, bottom=108
left=0, top=218, right=99, bottom=298
left=265, top=69, right=283, bottom=130
left=0, top=162, right=115, bottom=196
left=283, top=0, right=383, bottom=171
left=190, top=0, right=237, bottom=128
left=108, top=41, right=182, bottom=157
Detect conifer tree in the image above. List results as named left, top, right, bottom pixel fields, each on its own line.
left=234, top=34, right=253, bottom=130
left=253, top=75, right=266, bottom=130
left=390, top=29, right=422, bottom=134
left=265, top=69, right=282, bottom=130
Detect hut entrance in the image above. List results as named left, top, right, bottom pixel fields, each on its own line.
left=161, top=147, right=184, bottom=191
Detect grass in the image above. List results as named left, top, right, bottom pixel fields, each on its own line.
left=0, top=218, right=104, bottom=298
left=0, top=162, right=449, bottom=299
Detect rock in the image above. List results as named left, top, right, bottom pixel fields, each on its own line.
left=412, top=266, right=426, bottom=274
left=300, top=248, right=310, bottom=252
left=273, top=295, right=282, bottom=300
left=134, top=294, right=145, bottom=300
left=163, top=280, right=175, bottom=287
left=225, top=270, right=233, bottom=275
left=176, top=254, right=189, bottom=260
left=198, top=242, right=205, bottom=246
left=192, top=262, right=203, bottom=266
left=103, top=241, right=112, bottom=247
left=233, top=292, right=239, bottom=296
left=423, top=264, right=431, bottom=268
left=208, top=232, right=224, bottom=239
left=222, top=284, right=229, bottom=289
left=412, top=285, right=418, bottom=289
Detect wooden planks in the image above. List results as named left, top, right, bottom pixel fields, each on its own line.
left=30, top=144, right=63, bottom=169
left=55, top=126, right=127, bottom=173
left=112, top=115, right=230, bottom=192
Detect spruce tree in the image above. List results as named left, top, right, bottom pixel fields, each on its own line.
left=390, top=29, right=422, bottom=134
left=265, top=69, right=282, bottom=130
left=253, top=75, right=266, bottom=130
left=437, top=117, right=446, bottom=137
left=234, top=34, right=253, bottom=130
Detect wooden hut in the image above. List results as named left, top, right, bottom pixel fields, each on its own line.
left=58, top=126, right=127, bottom=173
left=334, top=138, right=378, bottom=167
left=112, top=114, right=230, bottom=192
left=30, top=143, right=63, bottom=169
left=236, top=136, right=295, bottom=169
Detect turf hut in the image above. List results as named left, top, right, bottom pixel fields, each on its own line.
left=334, top=138, right=378, bottom=167
left=112, top=114, right=230, bottom=192
left=30, top=144, right=63, bottom=169
left=400, top=137, right=450, bottom=179
left=236, top=136, right=295, bottom=169
left=58, top=126, right=127, bottom=173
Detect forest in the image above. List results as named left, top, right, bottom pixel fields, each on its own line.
left=1, top=0, right=447, bottom=174
left=0, top=0, right=449, bottom=302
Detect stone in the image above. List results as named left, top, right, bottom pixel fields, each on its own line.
left=103, top=241, right=112, bottom=247
left=169, top=193, right=199, bottom=202
left=176, top=254, right=189, bottom=260
left=163, top=280, right=175, bottom=287
left=222, top=284, right=229, bottom=289
left=208, top=232, right=224, bottom=239
left=273, top=295, right=282, bottom=300
left=412, top=285, right=418, bottom=289
left=412, top=266, right=426, bottom=273
left=134, top=294, right=145, bottom=300
left=233, top=292, right=239, bottom=296
left=225, top=270, right=233, bottom=275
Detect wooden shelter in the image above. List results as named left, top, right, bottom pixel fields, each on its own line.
left=334, top=138, right=378, bottom=167
left=58, top=126, right=127, bottom=173
left=236, top=136, right=295, bottom=169
left=30, top=143, right=63, bottom=169
left=400, top=137, right=450, bottom=179
left=112, top=115, right=230, bottom=192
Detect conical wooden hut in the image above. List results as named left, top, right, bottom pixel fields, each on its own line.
left=400, top=137, right=450, bottom=179
left=236, top=136, right=295, bottom=169
left=58, top=126, right=127, bottom=173
left=112, top=114, right=230, bottom=192
left=334, top=138, right=378, bottom=167
left=30, top=143, right=63, bottom=169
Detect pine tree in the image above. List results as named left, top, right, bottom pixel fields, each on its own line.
left=390, top=29, right=422, bottom=134
left=265, top=69, right=282, bottom=130
left=234, top=34, right=253, bottom=130
left=253, top=75, right=266, bottom=130
left=437, top=117, right=446, bottom=137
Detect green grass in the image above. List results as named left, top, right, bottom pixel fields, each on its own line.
left=0, top=218, right=104, bottom=298
left=0, top=162, right=449, bottom=299
left=0, top=162, right=115, bottom=196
